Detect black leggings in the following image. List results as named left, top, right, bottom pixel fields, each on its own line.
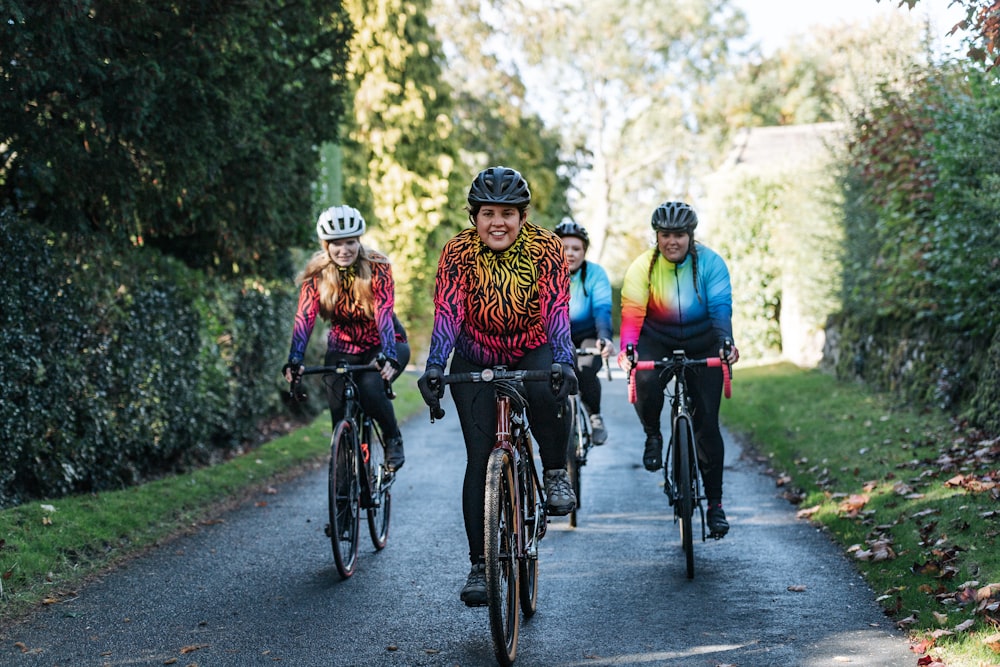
left=573, top=336, right=603, bottom=416
left=323, top=343, right=411, bottom=441
left=449, top=345, right=570, bottom=563
left=632, top=335, right=725, bottom=502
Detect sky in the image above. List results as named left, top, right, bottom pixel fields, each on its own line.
left=731, top=0, right=969, bottom=55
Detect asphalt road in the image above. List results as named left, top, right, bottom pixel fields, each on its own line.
left=2, top=370, right=915, bottom=666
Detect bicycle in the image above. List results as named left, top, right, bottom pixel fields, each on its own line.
left=565, top=344, right=611, bottom=528
left=426, top=364, right=565, bottom=666
left=626, top=343, right=731, bottom=579
left=289, top=359, right=397, bottom=579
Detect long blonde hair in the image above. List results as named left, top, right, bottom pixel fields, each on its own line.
left=298, top=242, right=389, bottom=320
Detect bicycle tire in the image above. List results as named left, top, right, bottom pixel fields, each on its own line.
left=485, top=448, right=519, bottom=666
left=328, top=420, right=362, bottom=579
left=674, top=415, right=695, bottom=579
left=518, top=444, right=540, bottom=617
left=365, top=425, right=391, bottom=550
left=565, top=398, right=581, bottom=528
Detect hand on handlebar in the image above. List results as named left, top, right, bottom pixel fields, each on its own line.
left=282, top=362, right=307, bottom=401
left=720, top=339, right=739, bottom=366
left=418, top=365, right=445, bottom=406
left=282, top=362, right=304, bottom=384
left=377, top=355, right=400, bottom=382
left=553, top=363, right=578, bottom=401
left=617, top=348, right=633, bottom=374
left=597, top=338, right=615, bottom=360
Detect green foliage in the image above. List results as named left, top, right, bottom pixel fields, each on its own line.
left=0, top=0, right=351, bottom=278
left=832, top=63, right=1000, bottom=423
left=0, top=213, right=298, bottom=507
left=715, top=178, right=784, bottom=359
left=329, top=0, right=572, bottom=354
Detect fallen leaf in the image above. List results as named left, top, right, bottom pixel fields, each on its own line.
left=796, top=505, right=821, bottom=519
left=916, top=656, right=947, bottom=667
left=179, top=644, right=208, bottom=654
left=954, top=619, right=975, bottom=632
left=787, top=585, right=807, bottom=592
left=14, top=642, right=28, bottom=653
left=839, top=494, right=869, bottom=516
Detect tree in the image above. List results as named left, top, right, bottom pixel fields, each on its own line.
left=337, top=0, right=460, bottom=343
left=1, top=0, right=352, bottom=277
left=428, top=0, right=573, bottom=229
left=493, top=0, right=749, bottom=273
left=891, top=0, right=1000, bottom=68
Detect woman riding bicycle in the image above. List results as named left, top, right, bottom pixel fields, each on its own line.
left=616, top=201, right=739, bottom=537
left=283, top=205, right=410, bottom=472
left=417, top=166, right=578, bottom=606
left=553, top=219, right=616, bottom=445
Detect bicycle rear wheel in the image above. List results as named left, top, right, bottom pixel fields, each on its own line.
left=328, top=420, right=361, bottom=579
left=365, top=427, right=391, bottom=550
left=485, top=448, right=519, bottom=666
left=673, top=416, right=695, bottom=579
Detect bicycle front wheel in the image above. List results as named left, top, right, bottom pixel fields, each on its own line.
left=365, top=429, right=391, bottom=550
left=673, top=415, right=695, bottom=579
left=565, top=398, right=582, bottom=528
left=518, top=445, right=540, bottom=617
left=484, top=448, right=519, bottom=666
left=328, top=420, right=361, bottom=579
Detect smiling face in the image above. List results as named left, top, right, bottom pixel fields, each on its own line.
left=326, top=237, right=361, bottom=267
left=474, top=204, right=525, bottom=251
left=560, top=236, right=586, bottom=272
left=656, top=229, right=691, bottom=264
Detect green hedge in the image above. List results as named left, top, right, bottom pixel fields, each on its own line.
left=0, top=211, right=311, bottom=508
left=831, top=64, right=1000, bottom=430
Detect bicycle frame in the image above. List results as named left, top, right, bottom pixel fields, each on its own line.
left=290, top=360, right=396, bottom=577
left=427, top=364, right=562, bottom=666
left=429, top=367, right=557, bottom=569
left=627, top=346, right=731, bottom=578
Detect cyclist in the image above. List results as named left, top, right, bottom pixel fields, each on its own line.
left=283, top=205, right=410, bottom=472
left=554, top=219, right=615, bottom=445
left=417, top=166, right=578, bottom=606
left=616, top=201, right=740, bottom=537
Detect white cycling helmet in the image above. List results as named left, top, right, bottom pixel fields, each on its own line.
left=316, top=205, right=366, bottom=240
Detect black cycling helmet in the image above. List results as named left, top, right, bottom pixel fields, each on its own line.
left=467, top=166, right=531, bottom=207
left=651, top=201, right=698, bottom=233
left=554, top=219, right=590, bottom=248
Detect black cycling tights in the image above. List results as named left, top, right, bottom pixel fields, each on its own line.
left=573, top=336, right=604, bottom=416
left=632, top=336, right=725, bottom=502
left=324, top=344, right=410, bottom=441
left=449, top=345, right=570, bottom=564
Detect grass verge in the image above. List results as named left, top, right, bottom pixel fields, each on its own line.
left=721, top=362, right=1000, bottom=667
left=0, top=374, right=426, bottom=629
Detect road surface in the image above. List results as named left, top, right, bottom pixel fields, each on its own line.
left=1, top=370, right=914, bottom=666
